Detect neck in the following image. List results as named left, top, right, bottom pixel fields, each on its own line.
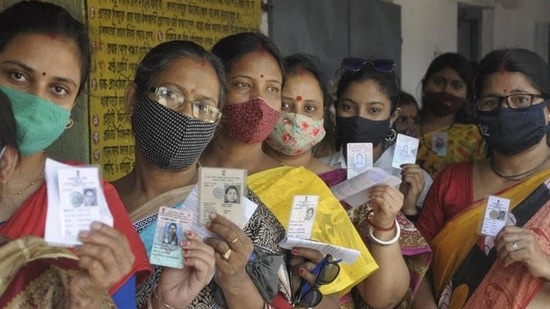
left=1, top=151, right=46, bottom=195
left=421, top=111, right=455, bottom=133
left=264, top=144, right=321, bottom=173
left=200, top=133, right=280, bottom=174
left=373, top=143, right=385, bottom=162
left=114, top=150, right=198, bottom=211
left=491, top=142, right=550, bottom=181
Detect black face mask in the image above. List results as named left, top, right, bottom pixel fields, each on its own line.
left=336, top=116, right=391, bottom=148
left=477, top=100, right=549, bottom=155
left=131, top=94, right=217, bottom=170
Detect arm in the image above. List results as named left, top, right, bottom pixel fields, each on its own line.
left=205, top=213, right=266, bottom=309
left=355, top=185, right=409, bottom=309
left=410, top=276, right=438, bottom=309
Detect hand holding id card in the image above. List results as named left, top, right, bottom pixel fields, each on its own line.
left=479, top=195, right=510, bottom=236
left=150, top=207, right=193, bottom=268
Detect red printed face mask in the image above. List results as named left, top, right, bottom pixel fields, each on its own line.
left=220, top=97, right=280, bottom=144
left=422, top=91, right=466, bottom=116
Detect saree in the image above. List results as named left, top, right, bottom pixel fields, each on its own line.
left=248, top=166, right=379, bottom=296
left=0, top=236, right=114, bottom=308
left=431, top=168, right=550, bottom=309
left=0, top=175, right=151, bottom=307
left=319, top=168, right=432, bottom=309
left=131, top=184, right=289, bottom=308
left=417, top=123, right=487, bottom=178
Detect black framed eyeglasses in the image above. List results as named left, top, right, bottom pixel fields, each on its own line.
left=475, top=93, right=548, bottom=112
left=292, top=254, right=341, bottom=308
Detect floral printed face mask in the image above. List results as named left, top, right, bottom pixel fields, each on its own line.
left=265, top=112, right=326, bottom=155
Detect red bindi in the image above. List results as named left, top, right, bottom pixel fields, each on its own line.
left=190, top=88, right=195, bottom=93
left=296, top=95, right=302, bottom=102
left=498, top=62, right=507, bottom=74
left=298, top=67, right=305, bottom=77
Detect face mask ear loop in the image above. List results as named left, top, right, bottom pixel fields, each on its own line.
left=0, top=146, right=6, bottom=160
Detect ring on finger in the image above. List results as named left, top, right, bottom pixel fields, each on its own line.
left=512, top=241, right=519, bottom=252
left=230, top=237, right=239, bottom=244
left=223, top=248, right=232, bottom=260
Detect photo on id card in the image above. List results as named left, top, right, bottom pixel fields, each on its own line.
left=347, top=143, right=373, bottom=180
left=150, top=207, right=193, bottom=269
left=198, top=167, right=247, bottom=227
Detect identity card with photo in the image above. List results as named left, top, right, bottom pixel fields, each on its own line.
left=432, top=132, right=448, bottom=157
left=44, top=159, right=113, bottom=247
left=347, top=143, right=373, bottom=180
left=392, top=133, right=420, bottom=169
left=198, top=167, right=247, bottom=227
left=57, top=166, right=102, bottom=244
left=150, top=207, right=193, bottom=269
left=286, top=195, right=319, bottom=239
left=479, top=195, right=510, bottom=236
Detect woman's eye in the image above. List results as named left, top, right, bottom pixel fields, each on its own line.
left=370, top=107, right=381, bottom=114
left=52, top=85, right=69, bottom=96
left=10, top=72, right=27, bottom=82
left=267, top=86, right=280, bottom=93
left=305, top=105, right=317, bottom=112
left=341, top=104, right=355, bottom=112
left=281, top=102, right=291, bottom=110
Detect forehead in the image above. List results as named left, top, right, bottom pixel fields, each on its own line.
left=151, top=57, right=221, bottom=99
left=230, top=51, right=282, bottom=78
left=399, top=103, right=417, bottom=115
left=482, top=71, right=538, bottom=93
left=284, top=73, right=322, bottom=94
left=0, top=33, right=82, bottom=84
left=430, top=67, right=464, bottom=82
left=343, top=79, right=391, bottom=104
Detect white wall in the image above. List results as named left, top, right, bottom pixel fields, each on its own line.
left=390, top=0, right=550, bottom=102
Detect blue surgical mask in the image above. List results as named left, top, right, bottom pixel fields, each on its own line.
left=477, top=100, right=549, bottom=155
left=1, top=86, right=70, bottom=156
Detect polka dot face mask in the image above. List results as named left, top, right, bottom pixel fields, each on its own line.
left=131, top=94, right=217, bottom=170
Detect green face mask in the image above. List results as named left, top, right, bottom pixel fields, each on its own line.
left=1, top=86, right=71, bottom=156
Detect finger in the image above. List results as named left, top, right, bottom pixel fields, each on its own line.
left=204, top=237, right=231, bottom=258
left=207, top=214, right=246, bottom=251
left=80, top=222, right=133, bottom=261
left=291, top=247, right=324, bottom=262
left=297, top=266, right=318, bottom=286
left=77, top=255, right=109, bottom=287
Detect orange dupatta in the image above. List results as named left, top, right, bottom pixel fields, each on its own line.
left=430, top=168, right=550, bottom=303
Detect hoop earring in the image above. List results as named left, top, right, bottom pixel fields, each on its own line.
left=65, top=118, right=74, bottom=129
left=385, top=128, right=396, bottom=142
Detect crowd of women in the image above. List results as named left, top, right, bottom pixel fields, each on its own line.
left=0, top=1, right=549, bottom=308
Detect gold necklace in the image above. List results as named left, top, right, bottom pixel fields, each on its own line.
left=0, top=171, right=44, bottom=200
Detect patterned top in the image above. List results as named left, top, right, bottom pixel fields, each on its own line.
left=417, top=123, right=487, bottom=178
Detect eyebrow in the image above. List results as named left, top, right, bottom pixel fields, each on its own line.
left=231, top=74, right=282, bottom=86
left=2, top=60, right=78, bottom=89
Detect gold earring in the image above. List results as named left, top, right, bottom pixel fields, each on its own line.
left=65, top=118, right=74, bottom=129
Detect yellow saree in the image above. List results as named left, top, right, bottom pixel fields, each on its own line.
left=431, top=168, right=550, bottom=308
left=248, top=166, right=378, bottom=295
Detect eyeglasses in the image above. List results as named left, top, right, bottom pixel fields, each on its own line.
left=292, top=254, right=341, bottom=308
left=341, top=57, right=399, bottom=88
left=475, top=93, right=548, bottom=112
left=149, top=87, right=221, bottom=123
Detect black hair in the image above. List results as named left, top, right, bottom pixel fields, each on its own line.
left=398, top=91, right=419, bottom=110
left=0, top=89, right=17, bottom=150
left=474, top=48, right=550, bottom=99
left=421, top=52, right=475, bottom=99
left=133, top=40, right=227, bottom=107
left=335, top=60, right=400, bottom=112
left=225, top=185, right=239, bottom=194
left=0, top=1, right=91, bottom=96
left=212, top=32, right=285, bottom=85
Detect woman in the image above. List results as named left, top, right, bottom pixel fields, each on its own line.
left=224, top=185, right=239, bottom=203
left=0, top=1, right=150, bottom=307
left=416, top=53, right=487, bottom=178
left=321, top=57, right=433, bottom=223
left=114, top=40, right=254, bottom=308
left=265, top=53, right=431, bottom=308
left=415, top=48, right=550, bottom=309
left=201, top=33, right=377, bottom=308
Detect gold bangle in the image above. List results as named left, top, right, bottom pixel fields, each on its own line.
left=153, top=285, right=186, bottom=309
